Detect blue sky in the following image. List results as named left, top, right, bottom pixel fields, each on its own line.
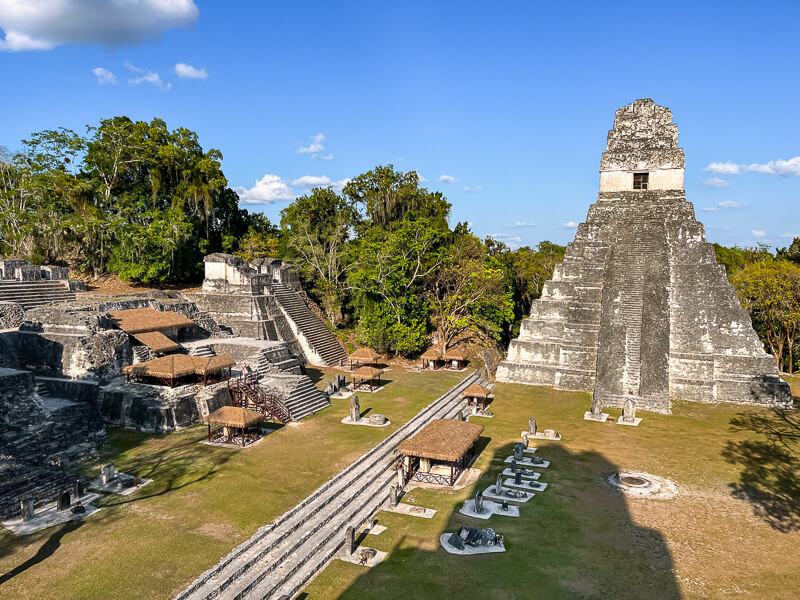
left=1, top=1, right=798, bottom=249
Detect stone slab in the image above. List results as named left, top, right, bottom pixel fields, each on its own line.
left=504, top=478, right=548, bottom=492
left=337, top=547, right=388, bottom=567
left=1, top=493, right=102, bottom=536
left=504, top=456, right=550, bottom=468
left=501, top=468, right=540, bottom=480
left=584, top=412, right=611, bottom=422
left=384, top=502, right=436, bottom=518
left=480, top=486, right=535, bottom=504
left=523, top=431, right=562, bottom=441
left=88, top=474, right=153, bottom=496
left=440, top=533, right=506, bottom=555
left=361, top=524, right=387, bottom=536
left=459, top=499, right=519, bottom=519
left=616, top=417, right=643, bottom=427
left=340, top=416, right=392, bottom=428
left=352, top=385, right=385, bottom=394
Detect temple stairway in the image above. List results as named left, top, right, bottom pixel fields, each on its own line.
left=0, top=280, right=76, bottom=310
left=272, top=283, right=347, bottom=366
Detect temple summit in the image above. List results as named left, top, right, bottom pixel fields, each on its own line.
left=496, top=98, right=792, bottom=412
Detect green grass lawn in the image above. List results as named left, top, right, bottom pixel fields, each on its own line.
left=302, top=382, right=800, bottom=600
left=1, top=371, right=798, bottom=600
left=0, top=367, right=465, bottom=600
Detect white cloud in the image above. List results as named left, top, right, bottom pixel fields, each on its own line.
left=488, top=233, right=523, bottom=249
left=234, top=174, right=295, bottom=204
left=701, top=200, right=745, bottom=212
left=417, top=174, right=427, bottom=183
left=718, top=200, right=745, bottom=208
left=705, top=157, right=800, bottom=177
left=752, top=229, right=767, bottom=238
left=463, top=185, right=482, bottom=192
left=298, top=133, right=326, bottom=154
left=129, top=69, right=170, bottom=91
left=312, top=153, right=333, bottom=160
left=291, top=175, right=350, bottom=191
left=512, top=221, right=536, bottom=227
left=175, top=62, right=207, bottom=79
left=92, top=66, right=116, bottom=84
left=705, top=162, right=741, bottom=175
left=562, top=221, right=578, bottom=228
left=438, top=174, right=456, bottom=183
left=780, top=232, right=799, bottom=239
left=703, top=177, right=730, bottom=187
left=0, top=0, right=198, bottom=52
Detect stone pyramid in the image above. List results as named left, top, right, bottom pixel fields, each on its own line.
left=496, top=99, right=791, bottom=412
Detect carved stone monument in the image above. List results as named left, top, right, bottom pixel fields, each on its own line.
left=389, top=485, right=399, bottom=508
left=510, top=458, right=517, bottom=473
left=474, top=490, right=484, bottom=514
left=20, top=498, right=34, bottom=521
left=514, top=471, right=522, bottom=485
left=496, top=99, right=792, bottom=411
left=56, top=490, right=70, bottom=511
left=513, top=442, right=524, bottom=461
left=528, top=416, right=537, bottom=436
left=349, top=395, right=360, bottom=422
left=73, top=480, right=84, bottom=499
left=346, top=526, right=356, bottom=555
left=101, top=463, right=116, bottom=485
left=495, top=473, right=503, bottom=495
left=618, top=397, right=643, bottom=426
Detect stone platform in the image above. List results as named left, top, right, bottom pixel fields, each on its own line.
left=459, top=499, right=520, bottom=519
left=440, top=533, right=505, bottom=555
left=2, top=492, right=102, bottom=535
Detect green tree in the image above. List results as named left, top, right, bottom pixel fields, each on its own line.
left=281, top=187, right=359, bottom=326
left=733, top=261, right=800, bottom=373
left=429, top=234, right=513, bottom=352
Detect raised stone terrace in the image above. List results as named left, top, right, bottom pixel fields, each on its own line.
left=497, top=99, right=791, bottom=410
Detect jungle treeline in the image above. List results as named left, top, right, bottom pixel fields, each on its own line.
left=1, top=117, right=798, bottom=366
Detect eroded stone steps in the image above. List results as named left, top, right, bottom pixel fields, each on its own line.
left=176, top=372, right=481, bottom=600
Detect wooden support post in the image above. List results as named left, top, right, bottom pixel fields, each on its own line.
left=207, top=423, right=211, bottom=441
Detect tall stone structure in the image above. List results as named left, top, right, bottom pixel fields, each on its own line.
left=497, top=99, right=791, bottom=412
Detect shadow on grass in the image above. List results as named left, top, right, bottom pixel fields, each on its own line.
left=334, top=442, right=681, bottom=600
left=0, top=520, right=82, bottom=585
left=722, top=401, right=800, bottom=533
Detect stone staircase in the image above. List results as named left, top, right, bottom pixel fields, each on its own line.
left=255, top=346, right=303, bottom=376
left=176, top=371, right=481, bottom=600
left=132, top=345, right=156, bottom=364
left=194, top=310, right=234, bottom=338
left=272, top=283, right=347, bottom=366
left=192, top=344, right=216, bottom=358
left=262, top=374, right=330, bottom=421
left=0, top=280, right=76, bottom=310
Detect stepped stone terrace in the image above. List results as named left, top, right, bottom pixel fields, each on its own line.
left=497, top=98, right=791, bottom=411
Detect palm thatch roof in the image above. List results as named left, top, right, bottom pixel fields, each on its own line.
left=352, top=365, right=384, bottom=379
left=110, top=308, right=194, bottom=334
left=443, top=348, right=465, bottom=361
left=348, top=347, right=381, bottom=362
left=462, top=384, right=491, bottom=399
left=397, top=419, right=484, bottom=462
left=420, top=348, right=442, bottom=360
left=204, top=406, right=263, bottom=428
left=132, top=331, right=179, bottom=353
left=122, top=353, right=235, bottom=378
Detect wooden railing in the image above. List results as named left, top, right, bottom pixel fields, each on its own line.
left=228, top=373, right=291, bottom=423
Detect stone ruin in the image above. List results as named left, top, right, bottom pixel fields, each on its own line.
left=183, top=254, right=347, bottom=367
left=497, top=99, right=792, bottom=412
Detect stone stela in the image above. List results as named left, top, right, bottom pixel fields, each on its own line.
left=496, top=98, right=791, bottom=412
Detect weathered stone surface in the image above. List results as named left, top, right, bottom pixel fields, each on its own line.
left=0, top=301, right=24, bottom=329
left=497, top=99, right=791, bottom=410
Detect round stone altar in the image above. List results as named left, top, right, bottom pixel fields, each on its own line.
left=608, top=471, right=677, bottom=499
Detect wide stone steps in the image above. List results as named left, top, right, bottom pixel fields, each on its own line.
left=0, top=281, right=76, bottom=310
left=192, top=345, right=216, bottom=358
left=176, top=371, right=482, bottom=600
left=284, top=378, right=329, bottom=420
left=272, top=284, right=347, bottom=367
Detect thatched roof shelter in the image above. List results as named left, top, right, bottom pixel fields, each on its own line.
left=348, top=347, right=381, bottom=363
left=462, top=384, right=491, bottom=399
left=122, top=353, right=235, bottom=386
left=443, top=348, right=465, bottom=361
left=204, top=406, right=263, bottom=428
left=420, top=348, right=442, bottom=360
left=397, top=419, right=484, bottom=462
left=352, top=365, right=384, bottom=379
left=132, top=331, right=179, bottom=354
left=109, top=308, right=194, bottom=335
